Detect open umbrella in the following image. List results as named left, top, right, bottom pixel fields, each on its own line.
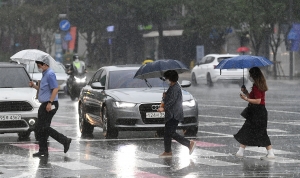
left=11, top=49, right=57, bottom=66
left=237, top=46, right=250, bottom=55
left=215, top=55, right=273, bottom=86
left=134, top=59, right=189, bottom=79
left=10, top=49, right=59, bottom=78
left=237, top=46, right=250, bottom=53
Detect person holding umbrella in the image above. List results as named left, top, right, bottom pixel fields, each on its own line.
left=157, top=70, right=196, bottom=158
left=29, top=57, right=72, bottom=157
left=234, top=67, right=275, bottom=160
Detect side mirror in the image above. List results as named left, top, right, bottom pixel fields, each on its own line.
left=91, top=82, right=105, bottom=90
left=180, top=80, right=191, bottom=88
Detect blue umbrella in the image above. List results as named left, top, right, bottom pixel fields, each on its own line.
left=215, top=55, right=273, bottom=86
left=134, top=59, right=189, bottom=79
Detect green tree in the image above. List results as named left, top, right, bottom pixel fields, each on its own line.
left=125, top=0, right=182, bottom=59
left=182, top=0, right=237, bottom=54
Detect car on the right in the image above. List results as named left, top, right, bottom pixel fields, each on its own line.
left=191, top=54, right=248, bottom=86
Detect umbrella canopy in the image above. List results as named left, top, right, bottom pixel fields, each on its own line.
left=215, top=55, right=273, bottom=70
left=10, top=49, right=58, bottom=68
left=215, top=55, right=273, bottom=86
left=134, top=59, right=189, bottom=79
left=236, top=46, right=250, bottom=53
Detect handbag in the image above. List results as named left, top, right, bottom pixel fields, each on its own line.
left=240, top=103, right=254, bottom=120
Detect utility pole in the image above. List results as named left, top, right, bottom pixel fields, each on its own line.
left=289, top=0, right=293, bottom=80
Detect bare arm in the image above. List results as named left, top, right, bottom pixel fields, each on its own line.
left=29, top=81, right=39, bottom=90
left=45, top=87, right=59, bottom=112
left=240, top=93, right=261, bottom=104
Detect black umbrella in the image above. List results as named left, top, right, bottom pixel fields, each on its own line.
left=134, top=59, right=189, bottom=79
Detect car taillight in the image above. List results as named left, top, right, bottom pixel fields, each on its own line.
left=213, top=65, right=217, bottom=69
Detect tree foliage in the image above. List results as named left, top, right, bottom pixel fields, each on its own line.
left=0, top=0, right=300, bottom=67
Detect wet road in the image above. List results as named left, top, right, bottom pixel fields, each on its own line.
left=1, top=74, right=300, bottom=177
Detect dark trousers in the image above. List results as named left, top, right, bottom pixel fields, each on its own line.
left=36, top=101, right=67, bottom=153
left=164, top=119, right=190, bottom=153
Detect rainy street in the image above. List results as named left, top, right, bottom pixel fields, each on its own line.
left=0, top=74, right=300, bottom=177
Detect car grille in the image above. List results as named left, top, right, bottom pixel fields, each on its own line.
left=116, top=119, right=137, bottom=125
left=0, top=120, right=28, bottom=129
left=0, top=101, right=33, bottom=112
left=139, top=103, right=165, bottom=124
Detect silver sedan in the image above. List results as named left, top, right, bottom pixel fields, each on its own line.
left=78, top=65, right=198, bottom=139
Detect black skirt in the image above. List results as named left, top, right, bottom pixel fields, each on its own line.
left=234, top=104, right=271, bottom=147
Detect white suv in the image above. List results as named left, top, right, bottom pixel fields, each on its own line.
left=0, top=62, right=40, bottom=140
left=191, top=54, right=248, bottom=86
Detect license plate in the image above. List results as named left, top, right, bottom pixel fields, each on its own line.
left=146, top=112, right=165, bottom=118
left=0, top=115, right=21, bottom=121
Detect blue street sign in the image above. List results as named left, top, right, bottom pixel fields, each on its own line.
left=59, top=20, right=71, bottom=31
left=64, top=32, right=72, bottom=41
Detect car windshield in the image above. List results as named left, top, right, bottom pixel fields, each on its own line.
left=217, top=57, right=236, bottom=63
left=25, top=61, right=65, bottom=73
left=0, top=67, right=30, bottom=88
left=108, top=70, right=168, bottom=89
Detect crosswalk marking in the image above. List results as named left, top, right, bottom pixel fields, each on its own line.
left=51, top=162, right=100, bottom=170
left=194, top=158, right=239, bottom=166
left=246, top=147, right=297, bottom=155
left=267, top=129, right=288, bottom=133
left=198, top=131, right=233, bottom=137
left=248, top=156, right=300, bottom=163
left=135, top=160, right=169, bottom=168
left=11, top=143, right=62, bottom=152
left=194, top=148, right=230, bottom=157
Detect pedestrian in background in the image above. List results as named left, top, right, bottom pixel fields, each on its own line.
left=29, top=58, right=72, bottom=157
left=234, top=67, right=275, bottom=160
left=157, top=70, right=196, bottom=158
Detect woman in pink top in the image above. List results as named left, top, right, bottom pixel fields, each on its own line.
left=233, top=67, right=275, bottom=160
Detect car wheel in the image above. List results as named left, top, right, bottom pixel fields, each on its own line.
left=79, top=103, right=94, bottom=135
left=155, top=129, right=164, bottom=137
left=103, top=106, right=118, bottom=139
left=18, top=131, right=31, bottom=139
left=183, top=126, right=198, bottom=137
left=191, top=73, right=198, bottom=86
left=206, top=73, right=213, bottom=87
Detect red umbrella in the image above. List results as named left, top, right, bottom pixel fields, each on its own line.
left=237, top=46, right=250, bottom=53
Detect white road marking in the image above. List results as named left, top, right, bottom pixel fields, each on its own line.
left=198, top=104, right=300, bottom=115
left=51, top=162, right=100, bottom=170
left=198, top=131, right=233, bottom=137
left=199, top=114, right=300, bottom=126
left=194, top=158, right=239, bottom=166
left=248, top=156, right=300, bottom=163
left=246, top=147, right=297, bottom=155
left=195, top=148, right=230, bottom=157
left=267, top=129, right=288, bottom=133
left=136, top=160, right=169, bottom=168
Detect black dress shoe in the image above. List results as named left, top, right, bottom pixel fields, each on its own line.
left=33, top=152, right=49, bottom=157
left=64, top=138, right=72, bottom=153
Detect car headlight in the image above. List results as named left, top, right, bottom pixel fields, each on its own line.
left=114, top=101, right=136, bottom=108
left=182, top=99, right=196, bottom=107
left=75, top=76, right=86, bottom=83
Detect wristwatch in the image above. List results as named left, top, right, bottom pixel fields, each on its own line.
left=48, top=101, right=53, bottom=104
